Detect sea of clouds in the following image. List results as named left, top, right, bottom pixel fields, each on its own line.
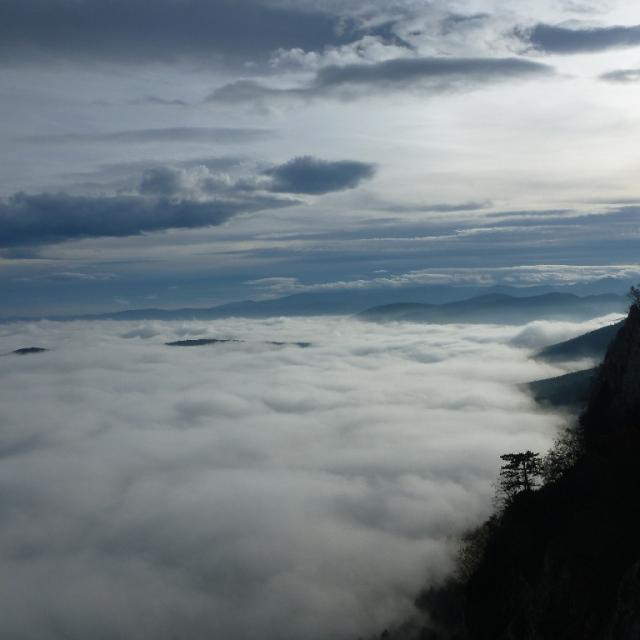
left=0, top=314, right=620, bottom=640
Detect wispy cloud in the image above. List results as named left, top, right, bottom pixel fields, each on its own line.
left=599, top=68, right=640, bottom=83
left=518, top=22, right=640, bottom=54
left=17, top=127, right=273, bottom=145
left=208, top=56, right=554, bottom=105
left=247, top=264, right=640, bottom=295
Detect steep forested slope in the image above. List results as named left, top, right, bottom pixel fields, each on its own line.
left=381, top=304, right=640, bottom=640
left=460, top=304, right=640, bottom=639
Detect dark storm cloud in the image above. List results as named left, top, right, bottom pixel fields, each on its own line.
left=599, top=68, right=640, bottom=83
left=18, top=127, right=273, bottom=145
left=208, top=56, right=554, bottom=104
left=0, top=192, right=295, bottom=248
left=264, top=156, right=377, bottom=194
left=0, top=0, right=347, bottom=66
left=519, top=22, right=640, bottom=54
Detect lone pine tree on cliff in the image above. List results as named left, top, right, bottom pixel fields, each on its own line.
left=498, top=451, right=542, bottom=501
left=628, top=284, right=640, bottom=310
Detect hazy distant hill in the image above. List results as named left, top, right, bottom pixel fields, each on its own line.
left=1, top=285, right=486, bottom=323
left=525, top=368, right=597, bottom=409
left=11, top=347, right=48, bottom=355
left=535, top=321, right=622, bottom=363
left=525, top=321, right=623, bottom=410
left=2, top=280, right=633, bottom=323
left=165, top=338, right=311, bottom=348
left=358, top=292, right=626, bottom=324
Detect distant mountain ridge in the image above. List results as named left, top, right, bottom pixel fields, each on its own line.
left=358, top=292, right=626, bottom=324
left=525, top=368, right=597, bottom=409
left=536, top=321, right=623, bottom=362
left=2, top=280, right=633, bottom=323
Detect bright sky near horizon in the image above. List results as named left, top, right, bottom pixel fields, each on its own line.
left=2, top=0, right=640, bottom=314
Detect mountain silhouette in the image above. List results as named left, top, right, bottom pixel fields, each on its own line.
left=359, top=293, right=625, bottom=325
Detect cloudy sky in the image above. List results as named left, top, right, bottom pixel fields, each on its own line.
left=2, top=0, right=640, bottom=315
left=0, top=314, right=616, bottom=639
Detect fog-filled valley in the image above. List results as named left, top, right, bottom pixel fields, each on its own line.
left=0, top=314, right=621, bottom=640
left=5, top=0, right=640, bottom=636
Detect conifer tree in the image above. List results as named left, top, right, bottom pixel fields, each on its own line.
left=628, top=284, right=640, bottom=310
left=498, top=450, right=542, bottom=501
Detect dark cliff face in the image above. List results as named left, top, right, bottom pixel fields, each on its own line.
left=582, top=304, right=640, bottom=433
left=374, top=306, right=640, bottom=640
left=458, top=304, right=640, bottom=640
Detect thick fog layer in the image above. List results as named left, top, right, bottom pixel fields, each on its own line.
left=0, top=315, right=617, bottom=639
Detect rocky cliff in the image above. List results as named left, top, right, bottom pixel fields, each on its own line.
left=582, top=303, right=640, bottom=433
left=457, top=303, right=640, bottom=639
left=387, top=303, right=640, bottom=640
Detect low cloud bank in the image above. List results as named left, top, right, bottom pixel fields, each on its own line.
left=0, top=316, right=608, bottom=639
left=0, top=192, right=293, bottom=248
left=0, top=155, right=375, bottom=248
left=208, top=56, right=553, bottom=105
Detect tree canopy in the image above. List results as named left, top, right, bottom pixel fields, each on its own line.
left=498, top=451, right=542, bottom=501
left=628, top=284, right=640, bottom=310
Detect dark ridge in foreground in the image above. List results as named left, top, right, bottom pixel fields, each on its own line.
left=458, top=304, right=640, bottom=639
left=382, top=303, right=640, bottom=639
left=535, top=321, right=622, bottom=363
left=12, top=347, right=48, bottom=355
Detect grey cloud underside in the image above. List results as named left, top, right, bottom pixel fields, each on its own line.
left=18, top=127, right=273, bottom=145
left=137, top=157, right=376, bottom=197
left=521, top=22, right=640, bottom=54
left=599, top=68, right=640, bottom=83
left=0, top=0, right=347, bottom=65
left=313, top=57, right=552, bottom=87
left=0, top=155, right=376, bottom=247
left=69, top=157, right=245, bottom=183
left=208, top=56, right=554, bottom=103
left=369, top=200, right=492, bottom=214
left=0, top=192, right=296, bottom=248
left=264, top=156, right=377, bottom=194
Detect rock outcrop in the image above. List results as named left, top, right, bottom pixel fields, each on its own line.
left=456, top=303, right=640, bottom=639
left=381, top=303, right=640, bottom=640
